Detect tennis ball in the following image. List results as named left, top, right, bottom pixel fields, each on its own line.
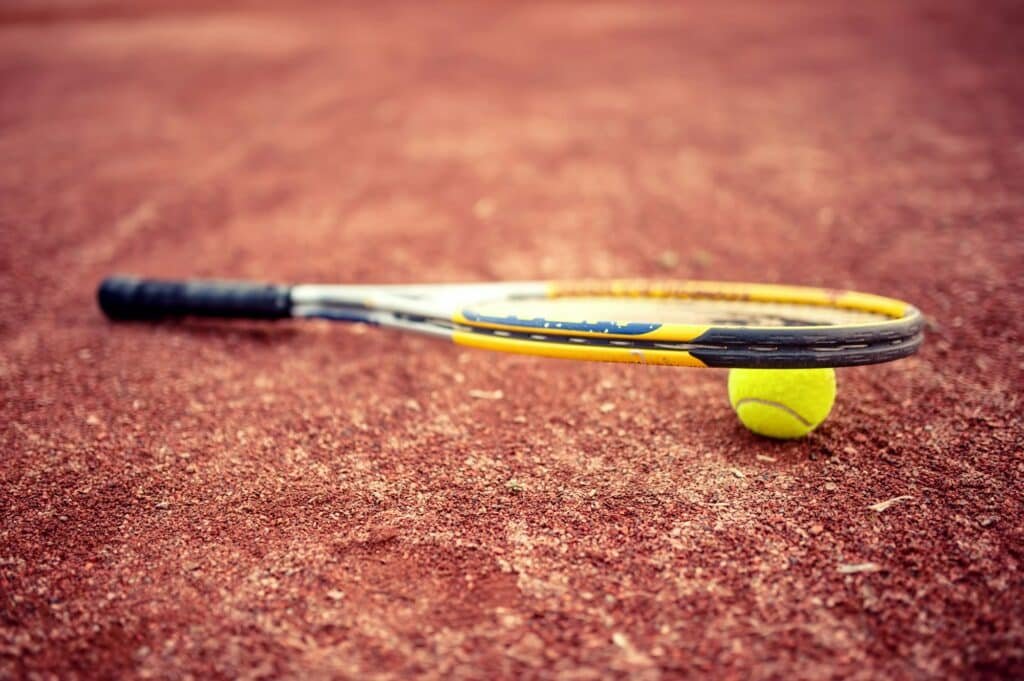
left=728, top=368, right=836, bottom=439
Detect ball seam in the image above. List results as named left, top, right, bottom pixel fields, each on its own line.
left=732, top=398, right=813, bottom=427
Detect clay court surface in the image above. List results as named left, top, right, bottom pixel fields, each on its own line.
left=2, top=0, right=1023, bottom=678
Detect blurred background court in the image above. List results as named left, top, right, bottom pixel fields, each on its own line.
left=2, top=1, right=1022, bottom=678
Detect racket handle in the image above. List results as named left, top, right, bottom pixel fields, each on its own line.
left=98, top=276, right=292, bottom=320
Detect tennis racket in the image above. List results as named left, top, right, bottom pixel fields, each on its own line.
left=97, top=276, right=924, bottom=369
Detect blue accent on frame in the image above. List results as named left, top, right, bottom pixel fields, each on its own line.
left=461, top=310, right=661, bottom=335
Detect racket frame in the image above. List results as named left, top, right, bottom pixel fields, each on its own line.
left=286, top=279, right=923, bottom=368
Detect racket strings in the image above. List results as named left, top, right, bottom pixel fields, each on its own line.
left=466, top=297, right=899, bottom=327
left=454, top=322, right=920, bottom=352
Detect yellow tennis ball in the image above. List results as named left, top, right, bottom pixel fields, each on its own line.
left=728, top=368, right=836, bottom=439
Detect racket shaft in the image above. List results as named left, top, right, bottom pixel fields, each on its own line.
left=294, top=305, right=454, bottom=339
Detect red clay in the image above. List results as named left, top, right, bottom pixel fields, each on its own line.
left=2, top=1, right=1022, bottom=678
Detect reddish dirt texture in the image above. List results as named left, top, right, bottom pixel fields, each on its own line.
left=2, top=1, right=1023, bottom=679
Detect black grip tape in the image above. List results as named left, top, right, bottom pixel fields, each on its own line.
left=98, top=276, right=292, bottom=320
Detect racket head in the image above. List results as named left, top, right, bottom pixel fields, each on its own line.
left=451, top=280, right=923, bottom=368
